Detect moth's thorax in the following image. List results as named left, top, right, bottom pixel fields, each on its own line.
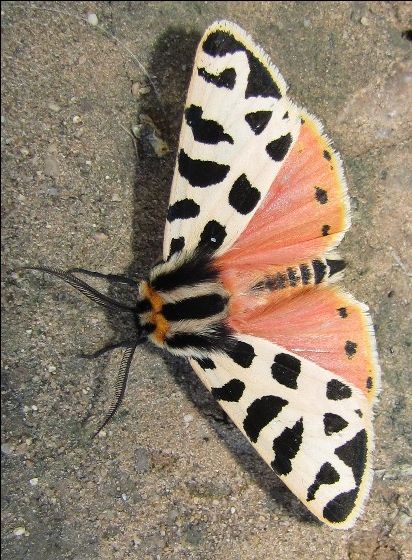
left=136, top=251, right=231, bottom=357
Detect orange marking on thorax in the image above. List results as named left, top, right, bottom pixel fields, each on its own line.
left=141, top=282, right=170, bottom=343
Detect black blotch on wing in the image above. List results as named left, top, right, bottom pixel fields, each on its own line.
left=212, top=379, right=245, bottom=402
left=227, top=340, right=256, bottom=368
left=266, top=133, right=292, bottom=161
left=271, top=418, right=304, bottom=476
left=323, top=413, right=349, bottom=436
left=271, top=353, right=301, bottom=389
left=202, top=29, right=244, bottom=56
left=228, top=174, right=261, bottom=215
left=245, top=52, right=282, bottom=99
left=307, top=462, right=340, bottom=501
left=167, top=198, right=200, bottom=222
left=185, top=105, right=233, bottom=144
left=323, top=488, right=359, bottom=524
left=199, top=220, right=227, bottom=251
left=178, top=149, right=230, bottom=188
left=202, top=29, right=281, bottom=99
left=335, top=429, right=367, bottom=487
left=245, top=110, right=272, bottom=135
left=198, top=66, right=236, bottom=89
left=193, top=356, right=216, bottom=370
left=169, top=237, right=185, bottom=258
left=326, top=379, right=352, bottom=400
left=243, top=395, right=288, bottom=443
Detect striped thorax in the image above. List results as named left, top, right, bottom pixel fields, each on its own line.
left=137, top=250, right=231, bottom=358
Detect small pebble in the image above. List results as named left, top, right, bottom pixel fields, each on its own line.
left=13, top=527, right=28, bottom=537
left=48, top=102, right=61, bottom=112
left=183, top=414, right=194, bottom=424
left=86, top=12, right=98, bottom=26
left=72, top=115, right=82, bottom=124
left=31, top=405, right=38, bottom=411
left=360, top=16, right=369, bottom=26
left=93, top=232, right=108, bottom=242
left=29, top=478, right=39, bottom=486
left=44, top=154, right=59, bottom=178
left=1, top=443, right=14, bottom=456
left=111, top=193, right=121, bottom=202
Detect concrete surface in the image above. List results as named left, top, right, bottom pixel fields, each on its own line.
left=2, top=2, right=411, bottom=559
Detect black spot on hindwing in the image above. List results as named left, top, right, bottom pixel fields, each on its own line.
left=322, top=224, right=330, bottom=236
left=198, top=66, right=236, bottom=89
left=228, top=174, right=261, bottom=215
left=211, top=379, right=245, bottom=402
left=178, top=149, right=230, bottom=188
left=335, top=429, right=368, bottom=486
left=227, top=340, right=256, bottom=368
left=185, top=105, right=233, bottom=144
left=323, top=150, right=332, bottom=161
left=326, top=379, right=352, bottom=400
left=243, top=395, right=288, bottom=443
left=315, top=187, right=328, bottom=204
left=337, top=307, right=348, bottom=318
left=167, top=199, right=200, bottom=222
left=307, top=462, right=340, bottom=501
left=271, top=353, right=301, bottom=389
left=266, top=133, right=292, bottom=161
left=344, top=340, right=358, bottom=359
left=323, top=413, right=349, bottom=436
left=245, top=111, right=272, bottom=135
left=199, top=220, right=227, bottom=251
left=271, top=418, right=304, bottom=476
left=323, top=488, right=359, bottom=523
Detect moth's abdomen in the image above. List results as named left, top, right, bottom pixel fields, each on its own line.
left=138, top=251, right=232, bottom=357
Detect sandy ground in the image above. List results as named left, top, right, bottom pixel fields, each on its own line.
left=1, top=2, right=411, bottom=559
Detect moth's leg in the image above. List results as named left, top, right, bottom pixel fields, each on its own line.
left=80, top=341, right=135, bottom=359
left=67, top=268, right=138, bottom=287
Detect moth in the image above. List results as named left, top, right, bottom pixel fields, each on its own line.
left=30, top=21, right=380, bottom=529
